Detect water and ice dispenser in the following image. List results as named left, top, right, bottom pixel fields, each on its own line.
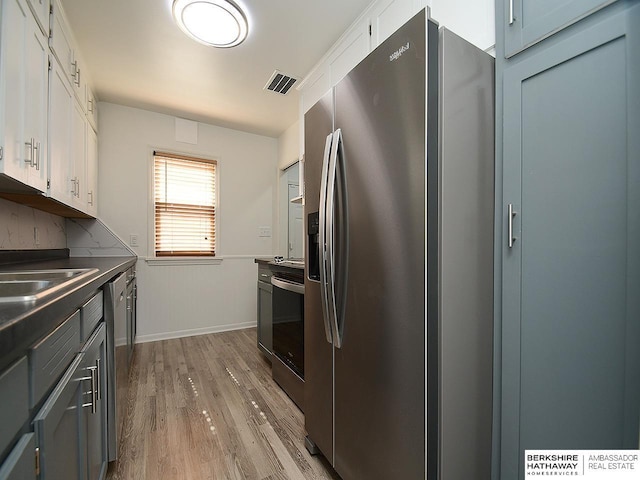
left=307, top=212, right=319, bottom=281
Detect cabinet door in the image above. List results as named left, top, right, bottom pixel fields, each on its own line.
left=24, top=9, right=48, bottom=192
left=70, top=53, right=87, bottom=111
left=504, top=0, right=615, bottom=56
left=33, top=354, right=85, bottom=480
left=71, top=100, right=86, bottom=212
left=500, top=5, right=640, bottom=479
left=49, top=0, right=74, bottom=82
left=81, top=324, right=107, bottom=480
left=0, top=0, right=28, bottom=186
left=86, top=125, right=98, bottom=217
left=48, top=59, right=74, bottom=205
left=86, top=88, right=98, bottom=131
left=328, top=17, right=370, bottom=87
left=257, top=281, right=273, bottom=355
left=0, top=434, right=36, bottom=480
left=370, top=0, right=424, bottom=48
left=25, top=0, right=49, bottom=37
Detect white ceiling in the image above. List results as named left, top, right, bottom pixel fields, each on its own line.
left=60, top=0, right=372, bottom=138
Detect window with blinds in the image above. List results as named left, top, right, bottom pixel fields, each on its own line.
left=153, top=152, right=217, bottom=256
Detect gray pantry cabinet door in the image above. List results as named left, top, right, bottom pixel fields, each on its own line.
left=33, top=354, right=86, bottom=480
left=0, top=434, right=36, bottom=480
left=81, top=324, right=108, bottom=480
left=504, top=0, right=616, bottom=57
left=501, top=4, right=640, bottom=479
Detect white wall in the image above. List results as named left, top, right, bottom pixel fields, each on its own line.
left=0, top=197, right=66, bottom=249
left=98, top=103, right=279, bottom=342
left=430, top=0, right=495, bottom=52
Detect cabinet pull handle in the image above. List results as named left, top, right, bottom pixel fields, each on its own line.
left=82, top=365, right=97, bottom=413
left=34, top=141, right=41, bottom=170
left=509, top=0, right=516, bottom=25
left=96, top=358, right=101, bottom=399
left=508, top=203, right=517, bottom=248
left=24, top=138, right=35, bottom=167
left=71, top=61, right=77, bottom=78
left=75, top=67, right=81, bottom=87
left=88, top=190, right=93, bottom=205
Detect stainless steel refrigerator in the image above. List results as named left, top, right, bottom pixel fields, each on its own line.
left=303, top=9, right=495, bottom=480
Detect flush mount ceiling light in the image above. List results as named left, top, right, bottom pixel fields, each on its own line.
left=172, top=0, right=248, bottom=48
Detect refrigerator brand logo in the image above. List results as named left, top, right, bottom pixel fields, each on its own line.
left=389, top=42, right=410, bottom=62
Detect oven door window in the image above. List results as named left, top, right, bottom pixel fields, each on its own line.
left=272, top=284, right=304, bottom=378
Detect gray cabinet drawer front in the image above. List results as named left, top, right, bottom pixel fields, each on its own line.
left=0, top=358, right=28, bottom=458
left=258, top=266, right=272, bottom=281
left=81, top=291, right=103, bottom=342
left=0, top=433, right=36, bottom=480
left=29, top=311, right=80, bottom=407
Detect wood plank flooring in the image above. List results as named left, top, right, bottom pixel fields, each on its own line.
left=107, top=328, right=339, bottom=480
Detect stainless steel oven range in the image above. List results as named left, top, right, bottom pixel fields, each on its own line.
left=270, top=267, right=305, bottom=411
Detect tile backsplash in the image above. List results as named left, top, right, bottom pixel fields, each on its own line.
left=0, top=198, right=66, bottom=249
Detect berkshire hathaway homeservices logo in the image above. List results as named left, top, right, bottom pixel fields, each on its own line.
left=525, top=451, right=639, bottom=479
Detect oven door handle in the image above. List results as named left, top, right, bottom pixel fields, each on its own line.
left=271, top=277, right=305, bottom=295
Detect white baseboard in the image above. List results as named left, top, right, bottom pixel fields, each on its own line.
left=115, top=321, right=257, bottom=346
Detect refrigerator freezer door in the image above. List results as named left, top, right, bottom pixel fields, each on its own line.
left=333, top=10, right=430, bottom=480
left=304, top=90, right=335, bottom=463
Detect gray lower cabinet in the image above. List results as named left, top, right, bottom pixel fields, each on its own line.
left=81, top=324, right=107, bottom=480
left=499, top=3, right=640, bottom=479
left=257, top=266, right=273, bottom=357
left=33, top=322, right=108, bottom=480
left=504, top=0, right=616, bottom=56
left=0, top=434, right=36, bottom=480
left=33, top=353, right=85, bottom=480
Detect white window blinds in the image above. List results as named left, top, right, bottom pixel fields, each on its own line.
left=153, top=152, right=217, bottom=256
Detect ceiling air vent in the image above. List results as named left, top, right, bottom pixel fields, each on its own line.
left=264, top=70, right=299, bottom=95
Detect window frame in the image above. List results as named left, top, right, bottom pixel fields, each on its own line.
left=149, top=150, right=220, bottom=261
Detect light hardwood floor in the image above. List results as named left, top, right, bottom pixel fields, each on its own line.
left=107, top=328, right=339, bottom=480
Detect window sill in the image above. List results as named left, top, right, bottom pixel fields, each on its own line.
left=145, top=257, right=224, bottom=266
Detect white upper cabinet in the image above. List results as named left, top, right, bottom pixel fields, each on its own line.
left=70, top=99, right=86, bottom=211
left=48, top=59, right=74, bottom=205
left=25, top=0, right=49, bottom=37
left=328, top=17, right=371, bottom=88
left=70, top=48, right=87, bottom=110
left=370, top=0, right=425, bottom=48
left=86, top=125, right=98, bottom=217
left=24, top=7, right=49, bottom=191
left=49, top=0, right=74, bottom=82
left=86, top=87, right=98, bottom=130
left=0, top=0, right=48, bottom=192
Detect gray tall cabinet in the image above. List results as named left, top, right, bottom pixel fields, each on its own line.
left=495, top=1, right=640, bottom=479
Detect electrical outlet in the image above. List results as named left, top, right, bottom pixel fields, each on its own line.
left=129, top=234, right=139, bottom=247
left=258, top=226, right=271, bottom=238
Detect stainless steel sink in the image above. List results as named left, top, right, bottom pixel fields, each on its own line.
left=0, top=268, right=98, bottom=303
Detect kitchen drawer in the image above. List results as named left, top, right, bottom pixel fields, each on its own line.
left=0, top=434, right=36, bottom=480
left=29, top=310, right=80, bottom=408
left=81, top=291, right=103, bottom=342
left=0, top=357, right=28, bottom=458
left=258, top=265, right=272, bottom=282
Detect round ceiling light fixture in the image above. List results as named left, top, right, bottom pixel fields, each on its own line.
left=172, top=0, right=249, bottom=48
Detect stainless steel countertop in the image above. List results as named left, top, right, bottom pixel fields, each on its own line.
left=0, top=256, right=136, bottom=372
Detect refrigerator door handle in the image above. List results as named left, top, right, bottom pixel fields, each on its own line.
left=326, top=128, right=342, bottom=349
left=318, top=132, right=334, bottom=344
